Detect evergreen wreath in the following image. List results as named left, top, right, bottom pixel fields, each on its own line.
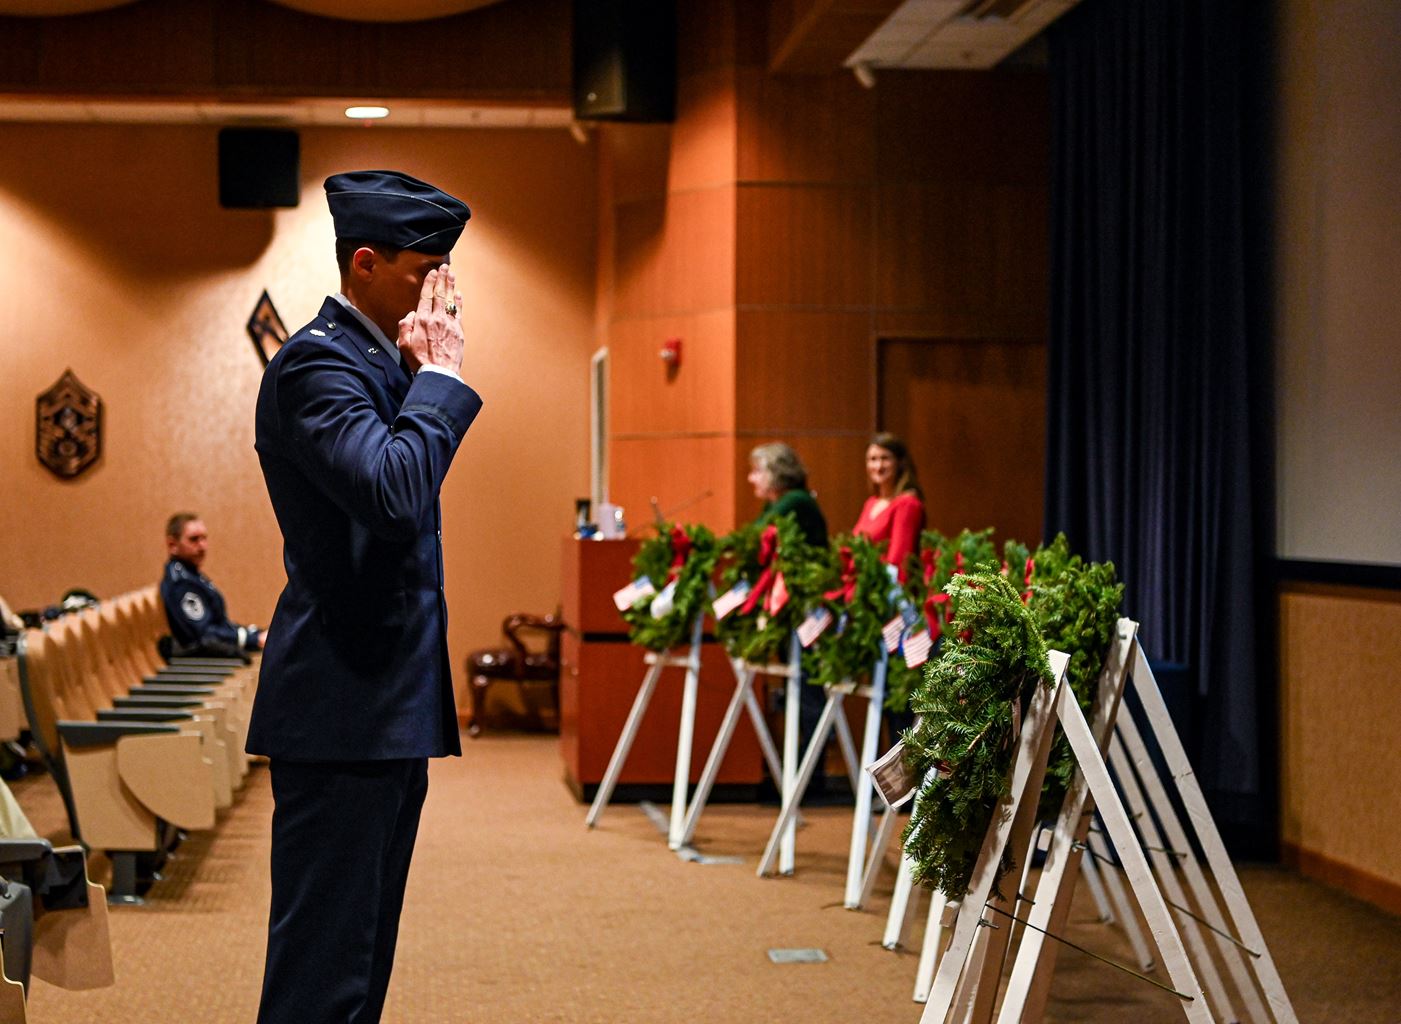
left=1025, top=534, right=1124, bottom=819
left=800, top=535, right=919, bottom=709
left=908, top=528, right=999, bottom=643
left=901, top=570, right=1053, bottom=900
left=620, top=523, right=720, bottom=652
left=714, top=514, right=835, bottom=664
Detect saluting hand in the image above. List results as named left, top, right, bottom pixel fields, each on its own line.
left=396, top=265, right=465, bottom=375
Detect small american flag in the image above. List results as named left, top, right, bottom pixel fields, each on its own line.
left=797, top=607, right=833, bottom=648
left=903, top=627, right=933, bottom=668
left=613, top=575, right=656, bottom=612
left=882, top=614, right=906, bottom=653
left=712, top=580, right=751, bottom=620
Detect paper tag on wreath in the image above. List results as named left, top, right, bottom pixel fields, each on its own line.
left=711, top=580, right=751, bottom=620
left=649, top=579, right=677, bottom=619
left=613, top=575, right=656, bottom=612
left=903, top=627, right=933, bottom=669
left=866, top=741, right=917, bottom=809
left=797, top=607, right=833, bottom=648
left=882, top=615, right=907, bottom=653
left=766, top=571, right=790, bottom=615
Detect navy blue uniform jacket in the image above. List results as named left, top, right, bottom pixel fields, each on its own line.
left=247, top=297, right=482, bottom=761
left=161, top=557, right=260, bottom=651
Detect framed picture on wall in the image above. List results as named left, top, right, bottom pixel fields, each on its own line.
left=247, top=290, right=289, bottom=367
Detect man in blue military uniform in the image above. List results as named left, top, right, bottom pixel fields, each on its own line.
left=159, top=512, right=264, bottom=653
left=248, top=170, right=482, bottom=1024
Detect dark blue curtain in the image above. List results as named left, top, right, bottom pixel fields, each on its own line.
left=1044, top=1, right=1276, bottom=855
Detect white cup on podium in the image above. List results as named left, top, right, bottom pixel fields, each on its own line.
left=595, top=503, right=626, bottom=539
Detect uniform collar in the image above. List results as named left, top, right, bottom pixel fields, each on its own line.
left=332, top=293, right=402, bottom=367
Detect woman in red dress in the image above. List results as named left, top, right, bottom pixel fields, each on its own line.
left=853, top=433, right=925, bottom=581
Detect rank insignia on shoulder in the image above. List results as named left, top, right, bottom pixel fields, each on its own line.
left=309, top=329, right=327, bottom=337
left=368, top=347, right=378, bottom=355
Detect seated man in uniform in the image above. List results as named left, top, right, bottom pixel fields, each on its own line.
left=160, top=512, right=264, bottom=653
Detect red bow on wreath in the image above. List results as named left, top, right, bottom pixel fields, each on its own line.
left=922, top=547, right=950, bottom=637
left=740, top=524, right=788, bottom=616
left=667, top=525, right=692, bottom=582
left=823, top=545, right=857, bottom=604
left=1021, top=556, right=1034, bottom=604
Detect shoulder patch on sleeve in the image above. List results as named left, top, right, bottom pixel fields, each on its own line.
left=180, top=592, right=207, bottom=622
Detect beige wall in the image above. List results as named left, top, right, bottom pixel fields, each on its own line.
left=0, top=122, right=596, bottom=708
left=1279, top=586, right=1401, bottom=908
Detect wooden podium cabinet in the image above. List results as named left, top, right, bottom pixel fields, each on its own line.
left=558, top=537, right=765, bottom=801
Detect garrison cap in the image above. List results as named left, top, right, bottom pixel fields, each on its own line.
left=324, top=170, right=471, bottom=253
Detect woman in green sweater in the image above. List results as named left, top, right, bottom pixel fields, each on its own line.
left=746, top=442, right=833, bottom=798
left=747, top=442, right=828, bottom=546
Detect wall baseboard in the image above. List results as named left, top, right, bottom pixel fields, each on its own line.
left=1280, top=841, right=1401, bottom=917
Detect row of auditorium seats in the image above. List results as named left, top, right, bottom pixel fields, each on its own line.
left=0, top=778, right=115, bottom=1022
left=15, top=586, right=260, bottom=902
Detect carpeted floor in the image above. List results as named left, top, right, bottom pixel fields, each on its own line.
left=14, top=734, right=1401, bottom=1023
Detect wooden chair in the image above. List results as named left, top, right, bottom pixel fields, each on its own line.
left=466, top=613, right=566, bottom=738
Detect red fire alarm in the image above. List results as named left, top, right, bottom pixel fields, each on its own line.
left=660, top=337, right=682, bottom=369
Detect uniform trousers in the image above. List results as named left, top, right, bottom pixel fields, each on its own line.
left=257, top=757, right=429, bottom=1024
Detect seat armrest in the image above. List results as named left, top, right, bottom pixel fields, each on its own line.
left=132, top=683, right=218, bottom=695
left=112, top=695, right=204, bottom=709
left=97, top=708, right=194, bottom=723
left=0, top=838, right=52, bottom=864
left=57, top=719, right=179, bottom=748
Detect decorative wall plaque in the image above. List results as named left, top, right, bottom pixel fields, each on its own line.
left=247, top=289, right=289, bottom=367
left=36, top=369, right=102, bottom=479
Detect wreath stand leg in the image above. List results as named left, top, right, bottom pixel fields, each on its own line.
left=756, top=678, right=850, bottom=877
left=883, top=849, right=922, bottom=949
left=675, top=656, right=786, bottom=850
left=1112, top=716, right=1270, bottom=1023
left=1074, top=833, right=1116, bottom=921
left=856, top=802, right=902, bottom=908
left=778, top=631, right=803, bottom=874
left=843, top=646, right=889, bottom=907
left=1126, top=645, right=1295, bottom=1023
left=1106, top=731, right=1241, bottom=1021
left=584, top=614, right=704, bottom=835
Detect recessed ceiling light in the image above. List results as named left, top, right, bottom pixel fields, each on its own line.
left=345, top=105, right=390, bottom=119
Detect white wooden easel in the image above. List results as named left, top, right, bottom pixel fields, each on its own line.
left=672, top=644, right=789, bottom=851
left=994, top=641, right=1298, bottom=1024
left=585, top=614, right=711, bottom=848
left=673, top=633, right=807, bottom=868
left=904, top=625, right=1296, bottom=1023
left=887, top=621, right=1142, bottom=996
left=755, top=646, right=887, bottom=905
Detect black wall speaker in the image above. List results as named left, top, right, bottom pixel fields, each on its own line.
left=572, top=0, right=676, bottom=123
left=218, top=128, right=300, bottom=209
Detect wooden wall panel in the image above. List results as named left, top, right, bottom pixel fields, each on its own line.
left=874, top=181, right=996, bottom=313
left=736, top=67, right=876, bottom=184
left=614, top=185, right=737, bottom=318
left=0, top=0, right=570, bottom=100
left=670, top=66, right=740, bottom=192
left=736, top=184, right=874, bottom=307
left=1280, top=584, right=1401, bottom=897
left=609, top=310, right=736, bottom=436
left=876, top=70, right=1050, bottom=185
left=878, top=337, right=1046, bottom=546
left=734, top=309, right=871, bottom=432
left=609, top=436, right=738, bottom=534
left=603, top=124, right=673, bottom=206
